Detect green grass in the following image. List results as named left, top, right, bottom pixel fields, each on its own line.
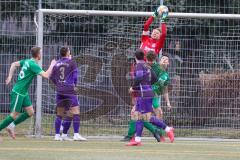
left=1, top=114, right=240, bottom=138
left=0, top=137, right=240, bottom=160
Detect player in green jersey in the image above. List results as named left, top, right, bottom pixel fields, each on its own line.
left=146, top=51, right=171, bottom=120
left=0, top=47, right=56, bottom=141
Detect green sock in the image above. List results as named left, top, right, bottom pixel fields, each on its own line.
left=143, top=121, right=156, bottom=134
left=158, top=128, right=165, bottom=136
left=127, top=120, right=136, bottom=138
left=13, top=112, right=30, bottom=126
left=0, top=115, right=15, bottom=131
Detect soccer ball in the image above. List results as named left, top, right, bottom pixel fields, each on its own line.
left=158, top=5, right=169, bottom=17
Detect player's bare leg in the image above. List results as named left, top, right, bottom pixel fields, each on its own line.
left=0, top=113, right=16, bottom=142
left=6, top=125, right=16, bottom=139
left=4, top=112, right=19, bottom=139
left=7, top=106, right=34, bottom=139
left=154, top=107, right=163, bottom=120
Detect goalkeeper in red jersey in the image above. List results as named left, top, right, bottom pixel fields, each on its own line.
left=140, top=5, right=168, bottom=59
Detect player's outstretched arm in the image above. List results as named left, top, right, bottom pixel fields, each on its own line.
left=142, top=7, right=160, bottom=33
left=141, top=16, right=154, bottom=43
left=155, top=19, right=167, bottom=53
left=6, top=61, right=20, bottom=85
left=143, top=16, right=154, bottom=32
left=40, top=59, right=56, bottom=79
left=163, top=87, right=172, bottom=110
left=158, top=5, right=168, bottom=41
left=156, top=5, right=168, bottom=50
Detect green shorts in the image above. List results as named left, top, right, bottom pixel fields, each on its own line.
left=152, top=96, right=161, bottom=109
left=10, top=91, right=32, bottom=113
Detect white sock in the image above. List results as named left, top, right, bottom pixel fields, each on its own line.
left=60, top=125, right=63, bottom=131
left=165, top=126, right=171, bottom=132
left=135, top=136, right=141, bottom=142
left=62, top=133, right=67, bottom=137
left=55, top=134, right=61, bottom=137
left=74, top=133, right=79, bottom=137
left=7, top=122, right=15, bottom=129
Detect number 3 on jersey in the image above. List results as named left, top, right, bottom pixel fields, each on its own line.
left=59, top=66, right=65, bottom=81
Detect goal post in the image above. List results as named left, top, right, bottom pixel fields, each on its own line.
left=35, top=9, right=240, bottom=138
left=35, top=10, right=44, bottom=138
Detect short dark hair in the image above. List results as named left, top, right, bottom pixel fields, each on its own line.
left=162, top=52, right=169, bottom=58
left=60, top=47, right=70, bottom=57
left=134, top=49, right=144, bottom=60
left=146, top=51, right=156, bottom=62
left=31, top=47, right=41, bottom=58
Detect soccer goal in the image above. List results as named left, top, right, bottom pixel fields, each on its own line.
left=34, top=9, right=240, bottom=138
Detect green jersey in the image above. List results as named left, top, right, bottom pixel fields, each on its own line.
left=151, top=62, right=170, bottom=95
left=12, top=59, right=43, bottom=96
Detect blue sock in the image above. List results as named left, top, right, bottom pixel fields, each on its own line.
left=150, top=116, right=167, bottom=129
left=63, top=116, right=72, bottom=134
left=135, top=120, right=144, bottom=137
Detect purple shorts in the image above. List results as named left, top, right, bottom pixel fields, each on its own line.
left=56, top=94, right=79, bottom=109
left=135, top=97, right=153, bottom=114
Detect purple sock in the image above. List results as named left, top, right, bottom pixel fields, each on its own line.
left=63, top=116, right=72, bottom=134
left=55, top=115, right=62, bottom=134
left=73, top=114, right=80, bottom=133
left=135, top=120, right=144, bottom=137
left=150, top=116, right=167, bottom=129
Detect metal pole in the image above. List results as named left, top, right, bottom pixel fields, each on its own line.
left=35, top=10, right=43, bottom=138
left=160, top=0, right=164, bottom=5
left=38, top=0, right=42, bottom=9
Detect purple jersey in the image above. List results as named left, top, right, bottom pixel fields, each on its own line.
left=50, top=57, right=78, bottom=95
left=132, top=60, right=155, bottom=98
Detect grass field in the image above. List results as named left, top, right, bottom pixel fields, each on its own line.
left=0, top=137, right=240, bottom=160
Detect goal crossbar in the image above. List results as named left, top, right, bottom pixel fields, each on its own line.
left=37, top=9, right=240, bottom=19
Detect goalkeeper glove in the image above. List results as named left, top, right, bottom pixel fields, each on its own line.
left=160, top=12, right=168, bottom=23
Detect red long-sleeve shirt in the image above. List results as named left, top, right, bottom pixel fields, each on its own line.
left=140, top=16, right=167, bottom=58
left=131, top=16, right=167, bottom=79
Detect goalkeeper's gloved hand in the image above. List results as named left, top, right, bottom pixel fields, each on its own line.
left=160, top=12, right=168, bottom=23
